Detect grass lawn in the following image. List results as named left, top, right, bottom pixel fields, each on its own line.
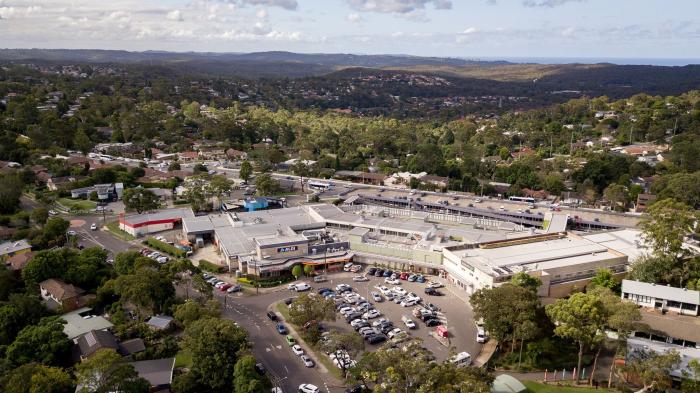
left=524, top=381, right=613, bottom=393
left=106, top=220, right=136, bottom=241
left=276, top=302, right=290, bottom=320
left=175, top=350, right=193, bottom=368
left=58, top=198, right=97, bottom=211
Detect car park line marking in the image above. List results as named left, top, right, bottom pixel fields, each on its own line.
left=284, top=365, right=289, bottom=374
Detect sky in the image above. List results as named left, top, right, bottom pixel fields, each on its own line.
left=0, top=0, right=699, bottom=62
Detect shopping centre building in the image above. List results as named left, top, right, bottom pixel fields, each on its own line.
left=120, top=203, right=645, bottom=297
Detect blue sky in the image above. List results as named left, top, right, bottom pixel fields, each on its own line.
left=0, top=0, right=699, bottom=61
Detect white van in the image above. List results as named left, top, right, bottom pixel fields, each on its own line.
left=343, top=262, right=354, bottom=272
left=450, top=352, right=472, bottom=367
left=295, top=283, right=311, bottom=292
left=476, top=327, right=487, bottom=343
left=313, top=275, right=328, bottom=283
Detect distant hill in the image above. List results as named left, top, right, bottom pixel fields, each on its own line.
left=1, top=49, right=699, bottom=97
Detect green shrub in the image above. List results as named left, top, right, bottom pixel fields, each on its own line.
left=199, top=259, right=225, bottom=273
left=238, top=275, right=295, bottom=288
left=173, top=199, right=190, bottom=205
left=143, top=238, right=187, bottom=258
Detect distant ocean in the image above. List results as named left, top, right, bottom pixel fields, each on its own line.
left=474, top=57, right=700, bottom=66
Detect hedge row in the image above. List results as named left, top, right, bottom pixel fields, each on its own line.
left=199, top=259, right=226, bottom=273
left=143, top=238, right=187, bottom=258
left=238, top=275, right=295, bottom=288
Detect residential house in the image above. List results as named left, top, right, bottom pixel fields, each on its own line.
left=129, top=358, right=176, bottom=392
left=71, top=183, right=121, bottom=201
left=75, top=330, right=119, bottom=360
left=0, top=239, right=31, bottom=261
left=5, top=251, right=34, bottom=270
left=39, top=278, right=85, bottom=311
left=334, top=170, right=387, bottom=186
left=47, top=175, right=87, bottom=191
left=199, top=148, right=226, bottom=160
left=61, top=307, right=114, bottom=340
left=420, top=175, right=449, bottom=189
left=178, top=151, right=199, bottom=162
left=635, top=194, right=657, bottom=213
left=226, top=148, right=248, bottom=160
left=146, top=315, right=174, bottom=331
left=510, top=147, right=536, bottom=160
left=74, top=330, right=146, bottom=361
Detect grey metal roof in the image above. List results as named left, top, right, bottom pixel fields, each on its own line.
left=122, top=208, right=194, bottom=226
left=622, top=280, right=700, bottom=305
left=129, top=357, right=175, bottom=387
left=146, top=315, right=174, bottom=329
left=61, top=307, right=114, bottom=340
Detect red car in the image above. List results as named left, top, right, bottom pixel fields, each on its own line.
left=219, top=283, right=232, bottom=291
left=399, top=272, right=409, bottom=280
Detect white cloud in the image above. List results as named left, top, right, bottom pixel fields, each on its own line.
left=462, top=27, right=478, bottom=34
left=166, top=9, right=184, bottom=22
left=237, top=0, right=298, bottom=11
left=256, top=8, right=268, bottom=19
left=344, top=0, right=452, bottom=14
left=346, top=13, right=362, bottom=23
left=522, top=0, right=586, bottom=7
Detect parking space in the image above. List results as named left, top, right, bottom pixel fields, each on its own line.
left=311, top=270, right=482, bottom=363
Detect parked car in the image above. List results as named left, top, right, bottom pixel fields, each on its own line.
left=363, top=309, right=381, bottom=319
left=291, top=344, right=304, bottom=356
left=374, top=269, right=384, bottom=277
left=427, top=281, right=444, bottom=288
left=294, top=283, right=311, bottom=292
left=301, top=355, right=315, bottom=368
left=393, top=287, right=407, bottom=296
left=385, top=277, right=400, bottom=285
left=353, top=275, right=369, bottom=282
left=227, top=284, right=242, bottom=293
left=367, top=334, right=387, bottom=344
left=367, top=267, right=377, bottom=275
left=403, top=317, right=416, bottom=329
left=371, top=292, right=383, bottom=302
left=407, top=274, right=417, bottom=282
left=424, top=287, right=443, bottom=296
left=267, top=311, right=278, bottom=321
left=382, top=270, right=393, bottom=277
left=401, top=298, right=419, bottom=307
left=90, top=223, right=97, bottom=230
left=416, top=275, right=426, bottom=283
left=345, top=384, right=370, bottom=393
left=285, top=335, right=296, bottom=346
left=219, top=283, right=232, bottom=291
left=298, top=384, right=320, bottom=393
left=399, top=272, right=409, bottom=280
left=477, top=327, right=488, bottom=343
left=277, top=324, right=287, bottom=334
left=425, top=318, right=442, bottom=327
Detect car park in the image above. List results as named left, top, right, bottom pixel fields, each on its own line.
left=267, top=311, right=278, bottom=321
left=298, top=384, right=320, bottom=393
left=291, top=344, right=304, bottom=356
left=300, top=355, right=314, bottom=368
left=277, top=324, right=287, bottom=334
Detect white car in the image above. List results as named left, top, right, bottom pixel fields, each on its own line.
left=393, top=287, right=407, bottom=296
left=90, top=223, right=98, bottom=230
left=376, top=285, right=391, bottom=295
left=387, top=328, right=403, bottom=339
left=336, top=284, right=352, bottom=292
left=427, top=281, right=444, bottom=289
left=403, top=318, right=416, bottom=329
left=401, top=298, right=418, bottom=307
left=291, top=344, right=304, bottom=356
left=477, top=327, right=488, bottom=343
left=298, top=384, right=320, bottom=393
left=66, top=230, right=77, bottom=236
left=157, top=256, right=169, bottom=264
left=353, top=275, right=369, bottom=282
left=272, top=388, right=283, bottom=393
left=385, top=277, right=400, bottom=285
left=372, top=318, right=389, bottom=327
left=288, top=283, right=298, bottom=290
left=371, top=292, right=383, bottom=302
left=351, top=318, right=368, bottom=328
left=301, top=355, right=314, bottom=368
left=363, top=309, right=381, bottom=319
left=295, top=283, right=311, bottom=292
